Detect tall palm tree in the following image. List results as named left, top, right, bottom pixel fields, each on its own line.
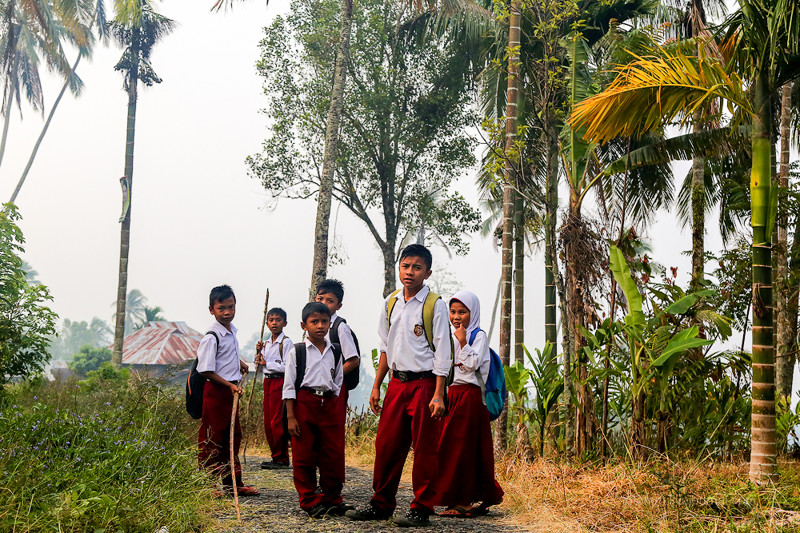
left=9, top=0, right=106, bottom=204
left=109, top=3, right=174, bottom=367
left=572, top=0, right=800, bottom=481
left=775, top=82, right=793, bottom=400
left=0, top=0, right=89, bottom=170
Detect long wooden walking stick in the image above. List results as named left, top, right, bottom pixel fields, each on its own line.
left=241, top=289, right=270, bottom=463
left=230, top=386, right=243, bottom=523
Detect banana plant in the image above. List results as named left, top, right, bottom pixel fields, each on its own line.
left=526, top=342, right=564, bottom=456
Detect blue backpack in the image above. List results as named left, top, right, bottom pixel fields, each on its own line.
left=468, top=329, right=507, bottom=421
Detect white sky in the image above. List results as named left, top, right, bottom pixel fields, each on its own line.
left=2, top=0, right=738, bottom=366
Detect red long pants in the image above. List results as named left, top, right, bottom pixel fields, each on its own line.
left=262, top=376, right=289, bottom=463
left=198, top=380, right=242, bottom=487
left=370, top=377, right=441, bottom=514
left=436, top=384, right=503, bottom=507
left=290, top=389, right=346, bottom=510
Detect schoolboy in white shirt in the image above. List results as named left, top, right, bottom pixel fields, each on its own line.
left=282, top=302, right=349, bottom=518
left=255, top=307, right=292, bottom=469
left=197, top=284, right=260, bottom=497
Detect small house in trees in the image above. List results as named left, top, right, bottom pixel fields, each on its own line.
left=120, top=321, right=202, bottom=382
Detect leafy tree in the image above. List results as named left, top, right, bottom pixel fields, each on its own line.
left=108, top=0, right=174, bottom=368
left=249, top=0, right=480, bottom=296
left=68, top=345, right=112, bottom=376
left=0, top=204, right=57, bottom=385
left=49, top=317, right=112, bottom=360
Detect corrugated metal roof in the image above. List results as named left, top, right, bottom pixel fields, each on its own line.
left=121, top=321, right=203, bottom=366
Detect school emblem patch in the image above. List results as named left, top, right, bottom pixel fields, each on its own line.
left=414, top=324, right=424, bottom=337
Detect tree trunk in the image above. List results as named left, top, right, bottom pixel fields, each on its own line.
left=496, top=0, right=521, bottom=449
left=560, top=260, right=574, bottom=454
left=381, top=243, right=396, bottom=298
left=749, top=75, right=777, bottom=484
left=513, top=190, right=524, bottom=364
left=775, top=82, right=793, bottom=400
left=112, top=72, right=138, bottom=368
left=0, top=84, right=15, bottom=172
left=690, top=117, right=705, bottom=290
left=308, top=0, right=353, bottom=298
left=10, top=55, right=82, bottom=204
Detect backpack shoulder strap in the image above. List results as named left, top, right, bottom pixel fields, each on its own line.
left=205, top=331, right=219, bottom=350
left=386, top=289, right=402, bottom=329
left=467, top=328, right=488, bottom=405
left=331, top=343, right=343, bottom=368
left=468, top=328, right=482, bottom=346
left=293, top=342, right=307, bottom=393
left=278, top=337, right=288, bottom=360
left=330, top=316, right=343, bottom=345
left=422, top=290, right=441, bottom=351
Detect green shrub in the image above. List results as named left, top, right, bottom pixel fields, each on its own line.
left=0, top=372, right=212, bottom=532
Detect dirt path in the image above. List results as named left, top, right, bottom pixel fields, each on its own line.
left=212, top=455, right=522, bottom=532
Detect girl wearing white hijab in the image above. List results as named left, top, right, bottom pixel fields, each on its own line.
left=436, top=290, right=503, bottom=517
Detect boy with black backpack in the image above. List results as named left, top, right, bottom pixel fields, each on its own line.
left=282, top=301, right=349, bottom=518
left=196, top=285, right=260, bottom=497
left=254, top=307, right=292, bottom=470
left=314, top=279, right=360, bottom=404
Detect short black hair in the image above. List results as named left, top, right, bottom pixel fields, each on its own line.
left=316, top=279, right=344, bottom=303
left=267, top=307, right=287, bottom=321
left=399, top=244, right=432, bottom=270
left=209, top=285, right=236, bottom=306
left=301, top=301, right=331, bottom=323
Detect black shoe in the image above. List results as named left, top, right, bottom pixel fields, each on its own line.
left=394, top=508, right=431, bottom=527
left=345, top=503, right=393, bottom=521
left=328, top=502, right=355, bottom=516
left=307, top=503, right=330, bottom=519
left=261, top=460, right=291, bottom=470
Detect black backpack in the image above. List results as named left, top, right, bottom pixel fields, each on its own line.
left=294, top=342, right=344, bottom=393
left=329, top=316, right=360, bottom=391
left=186, top=331, right=218, bottom=419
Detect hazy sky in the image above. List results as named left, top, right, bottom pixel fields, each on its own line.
left=3, top=0, right=733, bottom=362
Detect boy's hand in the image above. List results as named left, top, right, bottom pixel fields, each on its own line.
left=254, top=353, right=266, bottom=365
left=239, top=360, right=249, bottom=374
left=370, top=387, right=382, bottom=415
left=454, top=323, right=467, bottom=348
left=230, top=382, right=243, bottom=396
left=287, top=417, right=300, bottom=437
left=429, top=394, right=445, bottom=418
left=256, top=340, right=265, bottom=353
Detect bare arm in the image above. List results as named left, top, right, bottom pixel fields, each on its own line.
left=370, top=351, right=390, bottom=415
left=285, top=399, right=300, bottom=436
left=428, top=375, right=446, bottom=418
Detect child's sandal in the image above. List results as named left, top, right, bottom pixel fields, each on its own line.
left=439, top=506, right=473, bottom=518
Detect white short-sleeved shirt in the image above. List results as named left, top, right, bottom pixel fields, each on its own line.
left=377, top=285, right=451, bottom=377
left=329, top=312, right=359, bottom=362
left=452, top=329, right=491, bottom=386
left=196, top=321, right=242, bottom=382
left=262, top=332, right=292, bottom=375
left=282, top=339, right=343, bottom=400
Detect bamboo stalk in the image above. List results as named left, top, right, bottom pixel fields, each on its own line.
left=241, top=289, right=270, bottom=462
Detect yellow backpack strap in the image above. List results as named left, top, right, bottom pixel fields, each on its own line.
left=387, top=289, right=402, bottom=330
left=422, top=290, right=441, bottom=351
left=278, top=337, right=287, bottom=360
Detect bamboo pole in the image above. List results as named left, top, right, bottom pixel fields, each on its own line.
left=241, top=289, right=270, bottom=463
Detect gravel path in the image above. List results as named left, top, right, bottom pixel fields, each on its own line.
left=212, top=454, right=522, bottom=532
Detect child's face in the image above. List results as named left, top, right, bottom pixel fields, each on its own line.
left=449, top=300, right=470, bottom=329
left=315, top=292, right=342, bottom=316
left=302, top=312, right=330, bottom=343
left=209, top=296, right=236, bottom=326
left=267, top=314, right=287, bottom=336
left=398, top=255, right=431, bottom=291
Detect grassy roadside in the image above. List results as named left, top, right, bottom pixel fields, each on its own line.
left=344, top=415, right=800, bottom=532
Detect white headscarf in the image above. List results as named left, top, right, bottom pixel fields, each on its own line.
left=449, top=290, right=481, bottom=340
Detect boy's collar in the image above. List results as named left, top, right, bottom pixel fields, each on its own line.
left=270, top=331, right=285, bottom=342
left=405, top=284, right=429, bottom=302
left=212, top=320, right=237, bottom=335
left=330, top=311, right=339, bottom=321
left=305, top=336, right=332, bottom=352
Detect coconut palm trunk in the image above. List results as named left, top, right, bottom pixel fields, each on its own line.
left=9, top=54, right=82, bottom=203
left=0, top=69, right=16, bottom=171
left=775, top=82, right=793, bottom=400
left=112, top=53, right=138, bottom=368
left=749, top=74, right=777, bottom=484
left=690, top=118, right=705, bottom=289
left=544, top=132, right=558, bottom=346
left=497, top=0, right=521, bottom=448
left=309, top=0, right=353, bottom=297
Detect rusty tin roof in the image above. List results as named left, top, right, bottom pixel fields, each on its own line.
left=121, top=321, right=203, bottom=365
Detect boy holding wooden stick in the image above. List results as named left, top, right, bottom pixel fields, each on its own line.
left=197, top=285, right=260, bottom=496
